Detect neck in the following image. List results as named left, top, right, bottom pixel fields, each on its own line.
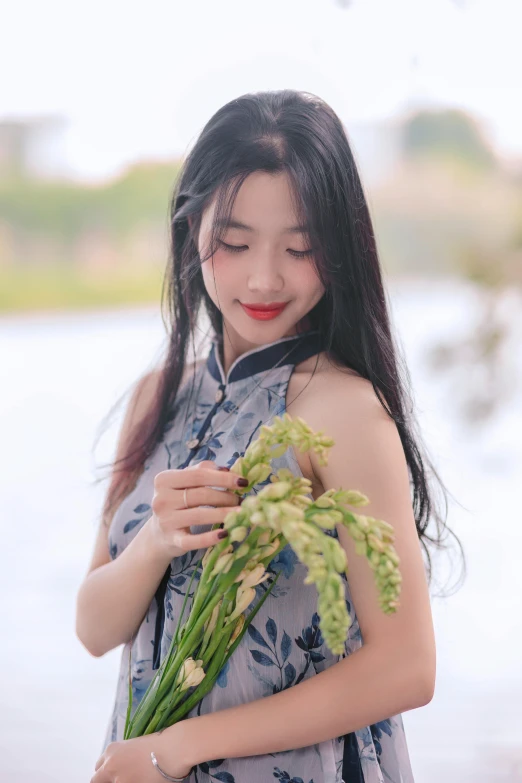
left=219, top=316, right=313, bottom=377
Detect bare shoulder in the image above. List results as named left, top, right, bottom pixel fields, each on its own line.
left=286, top=351, right=389, bottom=487
left=289, top=351, right=388, bottom=420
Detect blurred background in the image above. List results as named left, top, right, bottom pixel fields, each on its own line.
left=1, top=0, right=521, bottom=781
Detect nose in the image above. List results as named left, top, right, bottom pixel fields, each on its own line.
left=246, top=250, right=284, bottom=294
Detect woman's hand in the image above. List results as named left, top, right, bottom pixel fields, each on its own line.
left=147, top=459, right=248, bottom=560
left=91, top=733, right=193, bottom=783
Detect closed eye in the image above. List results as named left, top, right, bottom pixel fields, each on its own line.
left=218, top=240, right=313, bottom=258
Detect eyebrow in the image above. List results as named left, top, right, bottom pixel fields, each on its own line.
left=216, top=218, right=309, bottom=234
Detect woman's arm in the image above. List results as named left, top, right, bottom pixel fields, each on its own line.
left=76, top=370, right=171, bottom=657
left=155, top=370, right=436, bottom=767
left=160, top=640, right=430, bottom=769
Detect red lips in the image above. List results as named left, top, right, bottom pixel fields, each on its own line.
left=240, top=301, right=289, bottom=320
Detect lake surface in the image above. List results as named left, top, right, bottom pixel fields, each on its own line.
left=1, top=278, right=521, bottom=782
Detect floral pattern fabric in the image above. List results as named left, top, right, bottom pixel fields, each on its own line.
left=101, top=330, right=415, bottom=782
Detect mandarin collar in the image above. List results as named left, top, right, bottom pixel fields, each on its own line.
left=206, top=329, right=324, bottom=385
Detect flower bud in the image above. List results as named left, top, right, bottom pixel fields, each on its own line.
left=258, top=529, right=271, bottom=546
left=241, top=496, right=258, bottom=511
left=332, top=544, right=347, bottom=572
left=241, top=563, right=268, bottom=589
left=279, top=500, right=304, bottom=520
left=247, top=463, right=272, bottom=485
left=230, top=458, right=245, bottom=476
left=343, top=490, right=369, bottom=507
left=314, top=495, right=336, bottom=509
left=355, top=514, right=370, bottom=533
left=367, top=533, right=385, bottom=553
left=370, top=550, right=381, bottom=567
left=265, top=503, right=282, bottom=528
left=348, top=524, right=366, bottom=541
left=209, top=552, right=234, bottom=578
left=229, top=614, right=245, bottom=646
left=229, top=526, right=248, bottom=542
left=259, top=481, right=291, bottom=501
left=247, top=439, right=268, bottom=462
left=259, top=537, right=280, bottom=559
left=176, top=657, right=205, bottom=691
left=181, top=665, right=205, bottom=691
left=203, top=601, right=221, bottom=636
left=235, top=542, right=250, bottom=559
left=309, top=512, right=337, bottom=529
left=227, top=586, right=256, bottom=623
left=386, top=549, right=400, bottom=567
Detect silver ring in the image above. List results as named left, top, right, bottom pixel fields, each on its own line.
left=183, top=487, right=189, bottom=509
left=150, top=751, right=193, bottom=781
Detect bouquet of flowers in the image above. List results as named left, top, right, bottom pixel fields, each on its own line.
left=124, top=413, right=402, bottom=739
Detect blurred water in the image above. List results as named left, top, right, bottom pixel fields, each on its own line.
left=0, top=279, right=521, bottom=782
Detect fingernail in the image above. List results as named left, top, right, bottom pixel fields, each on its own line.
left=236, top=477, right=248, bottom=487
left=217, top=466, right=230, bottom=471
left=217, top=530, right=229, bottom=539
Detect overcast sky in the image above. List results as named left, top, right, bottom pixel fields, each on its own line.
left=2, top=0, right=520, bottom=181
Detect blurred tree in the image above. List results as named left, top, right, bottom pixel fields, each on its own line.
left=401, top=108, right=496, bottom=171
left=373, top=107, right=521, bottom=424
left=425, top=231, right=521, bottom=426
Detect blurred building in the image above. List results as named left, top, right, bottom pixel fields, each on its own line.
left=0, top=115, right=71, bottom=181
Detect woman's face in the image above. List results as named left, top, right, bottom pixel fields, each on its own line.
left=195, top=171, right=325, bottom=349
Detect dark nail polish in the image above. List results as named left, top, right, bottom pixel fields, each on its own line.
left=217, top=530, right=229, bottom=539
left=217, top=466, right=230, bottom=471
left=236, top=477, right=248, bottom=487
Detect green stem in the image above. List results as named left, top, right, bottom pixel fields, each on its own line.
left=123, top=556, right=204, bottom=740
left=126, top=550, right=254, bottom=738
left=156, top=566, right=283, bottom=732
left=187, top=536, right=232, bottom=619
left=157, top=627, right=235, bottom=731
left=173, top=553, right=203, bottom=647
left=200, top=595, right=235, bottom=664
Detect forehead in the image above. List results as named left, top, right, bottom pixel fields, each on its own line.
left=202, top=171, right=308, bottom=234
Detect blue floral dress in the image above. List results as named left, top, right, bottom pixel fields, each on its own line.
left=101, top=328, right=415, bottom=783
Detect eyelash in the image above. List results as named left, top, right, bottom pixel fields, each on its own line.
left=218, top=240, right=313, bottom=259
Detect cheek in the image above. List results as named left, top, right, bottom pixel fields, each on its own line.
left=295, top=261, right=325, bottom=299
left=201, top=254, right=235, bottom=297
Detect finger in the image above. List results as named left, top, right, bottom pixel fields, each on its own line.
left=94, top=753, right=105, bottom=772
left=172, top=525, right=232, bottom=552
left=180, top=486, right=241, bottom=508
left=167, top=504, right=239, bottom=529
left=90, top=764, right=110, bottom=783
left=155, top=466, right=248, bottom=492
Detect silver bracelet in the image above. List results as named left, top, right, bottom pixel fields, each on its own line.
left=150, top=751, right=193, bottom=781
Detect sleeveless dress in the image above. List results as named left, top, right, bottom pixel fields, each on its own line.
left=101, top=328, right=416, bottom=783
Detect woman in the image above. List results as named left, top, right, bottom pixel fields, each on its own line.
left=78, top=89, right=464, bottom=783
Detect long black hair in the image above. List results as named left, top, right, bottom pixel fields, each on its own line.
left=95, top=88, right=465, bottom=597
